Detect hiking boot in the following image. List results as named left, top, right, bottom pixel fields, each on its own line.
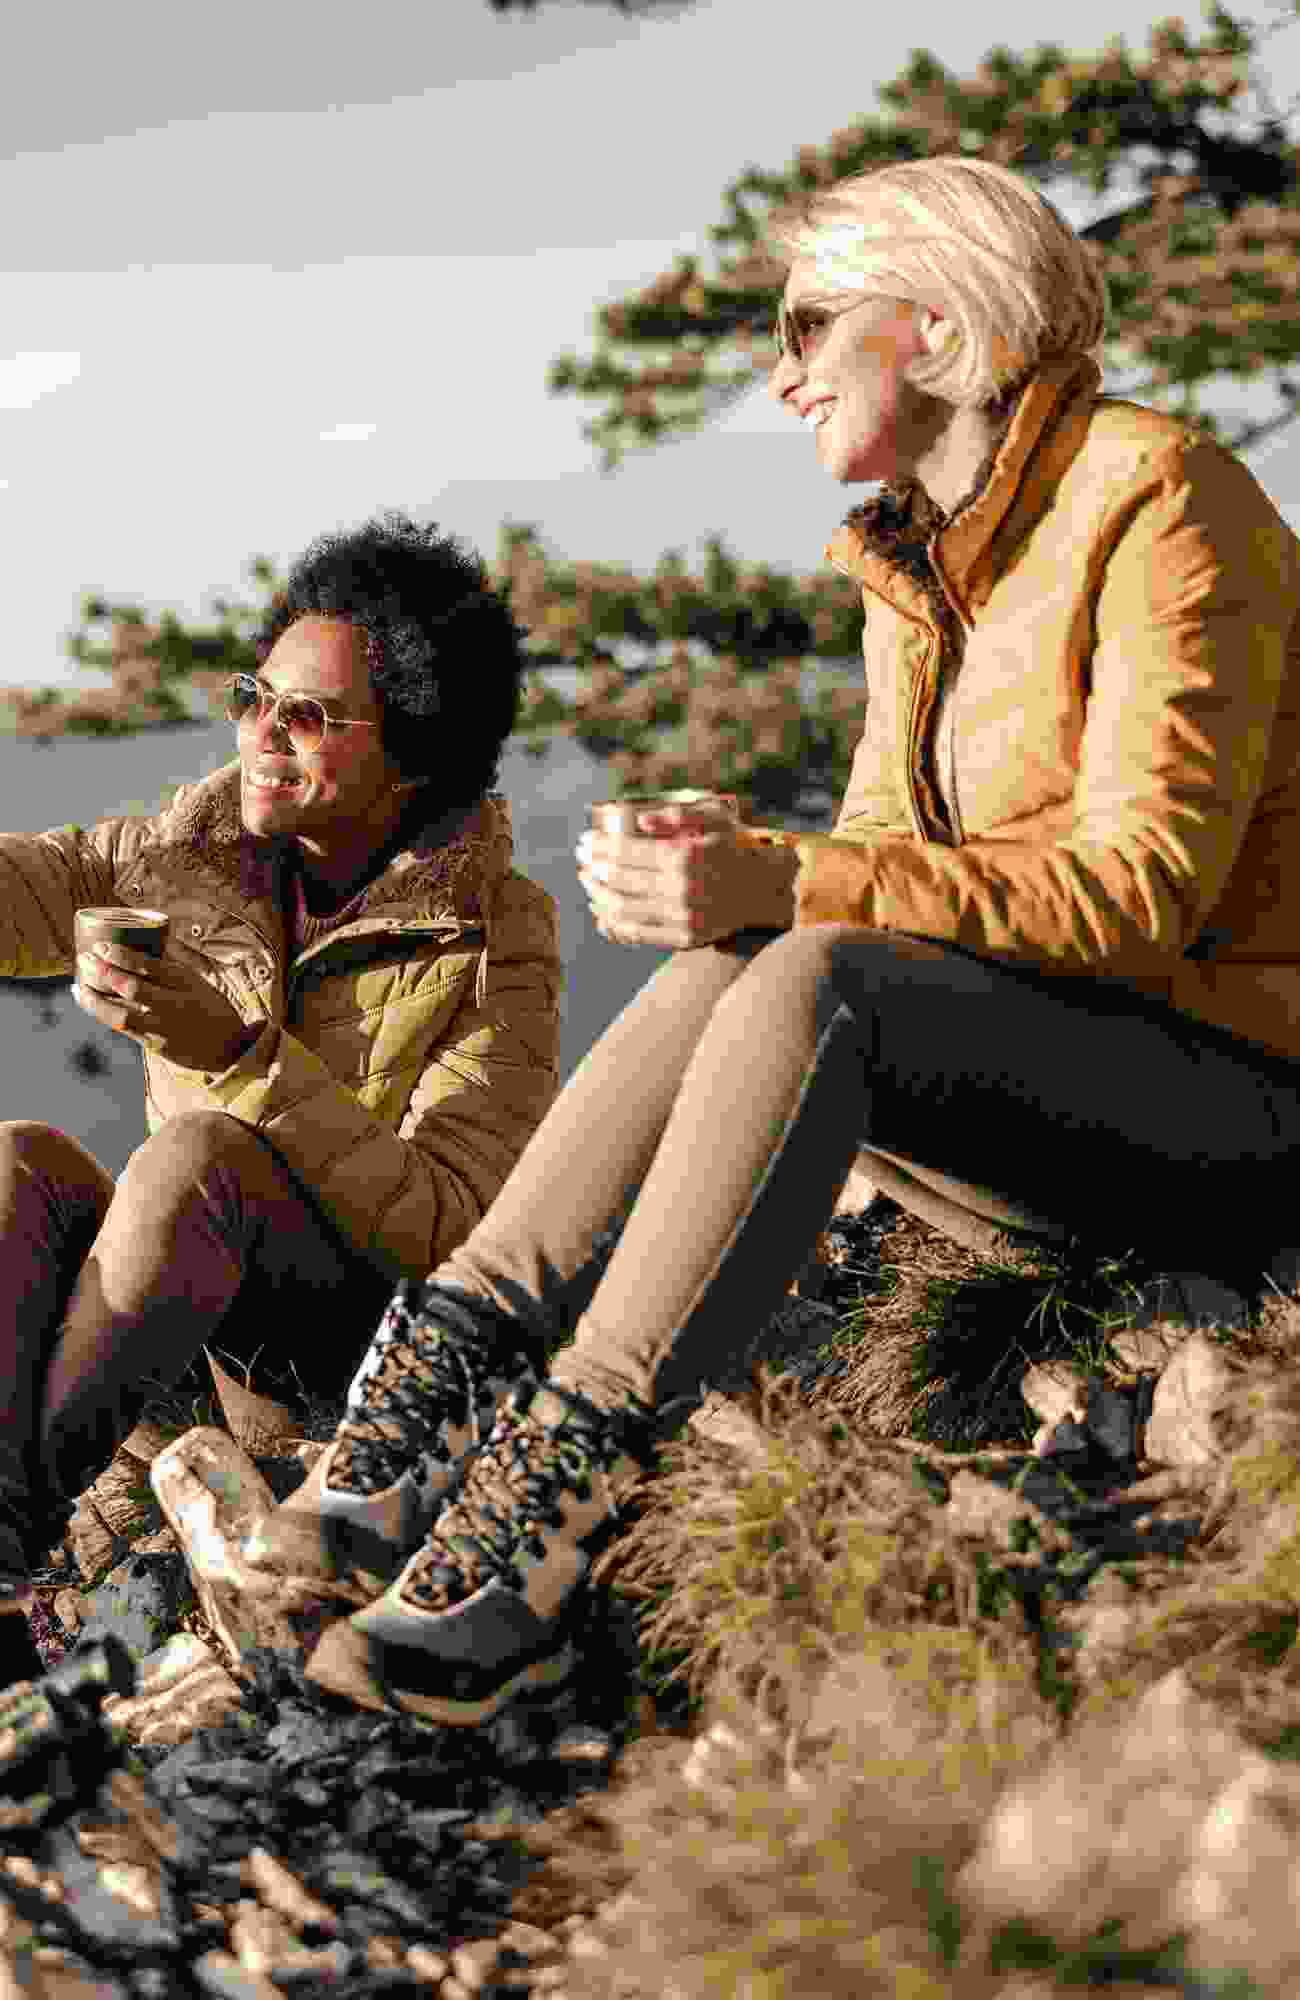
left=242, top=1280, right=546, bottom=1592
left=304, top=1377, right=656, bottom=1724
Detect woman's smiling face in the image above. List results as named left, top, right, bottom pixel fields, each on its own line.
left=767, top=260, right=945, bottom=486
left=237, top=616, right=410, bottom=842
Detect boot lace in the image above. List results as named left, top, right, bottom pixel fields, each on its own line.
left=399, top=1380, right=652, bottom=1611
left=328, top=1282, right=544, bottom=1497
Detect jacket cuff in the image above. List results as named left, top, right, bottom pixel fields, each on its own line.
left=794, top=836, right=878, bottom=927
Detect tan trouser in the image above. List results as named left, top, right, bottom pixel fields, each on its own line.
left=433, top=925, right=1300, bottom=1417
left=0, top=1111, right=391, bottom=1540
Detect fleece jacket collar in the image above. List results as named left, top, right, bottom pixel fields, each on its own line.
left=155, top=757, right=513, bottom=938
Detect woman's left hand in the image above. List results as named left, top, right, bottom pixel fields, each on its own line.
left=73, top=937, right=260, bottom=1073
left=575, top=806, right=798, bottom=949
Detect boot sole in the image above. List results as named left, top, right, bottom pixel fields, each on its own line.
left=305, top=1621, right=577, bottom=1726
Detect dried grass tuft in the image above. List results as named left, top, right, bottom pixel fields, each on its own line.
left=558, top=1288, right=1300, bottom=2000
left=811, top=1203, right=1299, bottom=1451
left=812, top=1209, right=1160, bottom=1449
left=556, top=1726, right=993, bottom=2000
left=601, top=1368, right=1057, bottom=1779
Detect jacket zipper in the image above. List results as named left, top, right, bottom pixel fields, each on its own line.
left=933, top=683, right=964, bottom=846
left=928, top=551, right=975, bottom=846
left=833, top=559, right=933, bottom=842
left=905, top=662, right=935, bottom=841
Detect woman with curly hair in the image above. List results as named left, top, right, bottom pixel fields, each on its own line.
left=0, top=512, right=560, bottom=1685
left=275, top=157, right=1300, bottom=1726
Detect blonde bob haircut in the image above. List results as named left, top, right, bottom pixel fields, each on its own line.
left=763, top=154, right=1109, bottom=408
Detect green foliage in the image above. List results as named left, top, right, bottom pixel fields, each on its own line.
left=1242, top=1608, right=1300, bottom=1666
left=3, top=558, right=282, bottom=744
left=914, top=1855, right=964, bottom=1969
left=553, top=1, right=1300, bottom=470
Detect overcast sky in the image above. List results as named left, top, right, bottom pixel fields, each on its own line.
left=2, top=0, right=1297, bottom=691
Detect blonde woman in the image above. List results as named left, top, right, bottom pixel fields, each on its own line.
left=268, top=156, right=1300, bottom=1724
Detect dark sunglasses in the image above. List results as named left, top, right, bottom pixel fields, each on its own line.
left=224, top=674, right=379, bottom=754
left=774, top=298, right=853, bottom=365
left=774, top=292, right=905, bottom=364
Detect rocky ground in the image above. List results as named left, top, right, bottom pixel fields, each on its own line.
left=6, top=1200, right=1300, bottom=1996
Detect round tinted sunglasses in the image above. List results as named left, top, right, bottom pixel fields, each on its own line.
left=224, top=674, right=380, bottom=754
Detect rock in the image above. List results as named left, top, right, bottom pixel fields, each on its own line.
left=1022, top=1367, right=1138, bottom=1462
left=451, top=1937, right=505, bottom=1989
left=86, top=1449, right=164, bottom=1542
left=1144, top=1332, right=1241, bottom=1468
left=1031, top=1416, right=1091, bottom=1459
left=65, top=1441, right=172, bottom=1588
left=78, top=1551, right=195, bottom=1664
left=742, top=1295, right=838, bottom=1389
left=101, top=1632, right=243, bottom=1745
left=1080, top=1383, right=1137, bottom=1462
left=39, top=1825, right=182, bottom=1956
left=1266, top=1246, right=1300, bottom=1296
left=405, top=1947, right=452, bottom=1984
left=482, top=1706, right=552, bottom=1767
left=228, top=1901, right=297, bottom=1974
left=961, top=1670, right=1300, bottom=1983
left=129, top=1528, right=180, bottom=1558
left=549, top=1725, right=614, bottom=1768
left=498, top=1921, right=564, bottom=1967
left=149, top=1429, right=331, bottom=1669
left=1123, top=1272, right=1251, bottom=1336
left=1168, top=1758, right=1300, bottom=1969
left=943, top=1471, right=1063, bottom=1552
left=3, top=1958, right=127, bottom=1997
left=119, top=1422, right=174, bottom=1465
left=52, top=1589, right=83, bottom=1636
left=192, top=1953, right=282, bottom=2000
left=257, top=1944, right=354, bottom=1983
left=65, top=1502, right=117, bottom=1591
left=1021, top=1362, right=1086, bottom=1430
left=240, top=1848, right=339, bottom=1935
left=1109, top=1325, right=1183, bottom=1373
left=686, top=1394, right=771, bottom=1464
left=1057, top=1569, right=1142, bottom=1681
left=681, top=1715, right=791, bottom=1799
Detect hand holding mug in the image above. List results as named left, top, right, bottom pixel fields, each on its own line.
left=73, top=908, right=258, bottom=1073
left=576, top=794, right=797, bottom=949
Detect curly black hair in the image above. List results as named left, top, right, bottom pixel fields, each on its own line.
left=256, top=511, right=528, bottom=810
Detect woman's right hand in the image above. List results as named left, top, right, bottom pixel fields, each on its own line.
left=575, top=806, right=797, bottom=947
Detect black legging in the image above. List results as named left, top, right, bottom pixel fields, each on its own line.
left=421, top=924, right=1300, bottom=1416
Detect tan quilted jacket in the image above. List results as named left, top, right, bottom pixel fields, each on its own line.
left=791, top=354, right=1300, bottom=1065
left=0, top=761, right=561, bottom=1278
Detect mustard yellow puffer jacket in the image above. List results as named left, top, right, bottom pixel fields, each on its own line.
left=790, top=354, right=1300, bottom=1066
left=0, top=762, right=561, bottom=1278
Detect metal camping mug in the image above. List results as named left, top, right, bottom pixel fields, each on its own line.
left=588, top=790, right=742, bottom=836
left=587, top=791, right=804, bottom=851
left=74, top=906, right=171, bottom=960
